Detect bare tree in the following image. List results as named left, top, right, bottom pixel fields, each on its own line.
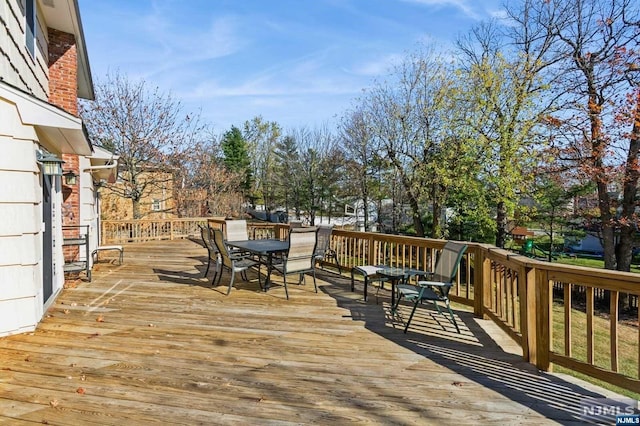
left=548, top=0, right=638, bottom=270
left=80, top=72, right=204, bottom=219
left=339, top=108, right=378, bottom=231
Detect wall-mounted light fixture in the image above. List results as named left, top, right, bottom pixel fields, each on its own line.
left=36, top=152, right=64, bottom=176
left=63, top=170, right=78, bottom=185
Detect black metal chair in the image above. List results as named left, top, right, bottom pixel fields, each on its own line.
left=211, top=228, right=260, bottom=295
left=314, top=224, right=341, bottom=274
left=199, top=224, right=220, bottom=283
left=394, top=241, right=467, bottom=334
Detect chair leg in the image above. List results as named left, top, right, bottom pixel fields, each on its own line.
left=204, top=258, right=211, bottom=277
left=227, top=270, right=236, bottom=295
left=445, top=301, right=460, bottom=333
left=312, top=269, right=318, bottom=293
left=211, top=265, right=222, bottom=287
left=282, top=274, right=289, bottom=300
left=256, top=264, right=262, bottom=289
left=393, top=290, right=403, bottom=311
left=217, top=266, right=225, bottom=286
left=210, top=266, right=218, bottom=286
left=403, top=299, right=420, bottom=333
left=333, top=253, right=341, bottom=274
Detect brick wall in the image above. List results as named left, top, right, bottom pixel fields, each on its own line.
left=47, top=28, right=78, bottom=116
left=48, top=27, right=81, bottom=269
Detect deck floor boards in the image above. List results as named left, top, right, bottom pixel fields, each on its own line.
left=0, top=239, right=626, bottom=424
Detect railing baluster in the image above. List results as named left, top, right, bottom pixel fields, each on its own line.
left=610, top=291, right=619, bottom=372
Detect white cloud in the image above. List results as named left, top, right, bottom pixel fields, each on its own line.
left=399, top=0, right=480, bottom=20
left=348, top=54, right=405, bottom=77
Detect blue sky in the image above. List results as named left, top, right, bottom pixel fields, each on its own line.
left=80, top=0, right=506, bottom=133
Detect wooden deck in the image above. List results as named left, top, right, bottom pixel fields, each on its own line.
left=0, top=239, right=628, bottom=425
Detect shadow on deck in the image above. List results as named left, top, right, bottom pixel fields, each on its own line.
left=0, top=239, right=631, bottom=425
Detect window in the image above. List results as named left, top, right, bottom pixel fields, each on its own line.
left=151, top=199, right=161, bottom=211
left=25, top=0, right=36, bottom=58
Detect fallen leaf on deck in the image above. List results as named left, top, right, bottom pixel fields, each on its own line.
left=76, top=387, right=85, bottom=395
left=49, top=399, right=59, bottom=408
left=96, top=315, right=104, bottom=322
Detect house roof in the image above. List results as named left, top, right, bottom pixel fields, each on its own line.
left=39, top=0, right=94, bottom=100
left=86, top=145, right=119, bottom=181
left=511, top=226, right=534, bottom=237
left=1, top=81, right=92, bottom=155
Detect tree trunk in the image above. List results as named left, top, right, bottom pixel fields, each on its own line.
left=132, top=199, right=142, bottom=220
left=495, top=200, right=507, bottom=248
left=548, top=215, right=554, bottom=263
left=409, top=195, right=425, bottom=237
left=362, top=195, right=370, bottom=232
left=431, top=184, right=440, bottom=239
left=616, top=91, right=640, bottom=272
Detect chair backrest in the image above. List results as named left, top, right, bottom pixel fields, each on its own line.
left=432, top=241, right=468, bottom=284
left=225, top=219, right=249, bottom=242
left=314, top=224, right=334, bottom=257
left=212, top=228, right=233, bottom=269
left=199, top=224, right=211, bottom=249
left=199, top=225, right=217, bottom=260
left=285, top=228, right=317, bottom=273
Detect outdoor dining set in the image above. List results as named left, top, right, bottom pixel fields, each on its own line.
left=199, top=219, right=467, bottom=334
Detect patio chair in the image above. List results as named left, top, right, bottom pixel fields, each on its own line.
left=199, top=224, right=220, bottom=283
left=394, top=241, right=467, bottom=334
left=272, top=228, right=318, bottom=299
left=225, top=219, right=249, bottom=241
left=314, top=224, right=341, bottom=274
left=224, top=219, right=252, bottom=257
left=211, top=228, right=260, bottom=295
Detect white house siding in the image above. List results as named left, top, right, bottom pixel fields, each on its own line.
left=79, top=155, right=99, bottom=262
left=0, top=0, right=50, bottom=100
left=0, top=99, right=64, bottom=336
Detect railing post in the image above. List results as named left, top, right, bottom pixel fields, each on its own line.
left=520, top=265, right=536, bottom=363
left=170, top=220, right=174, bottom=240
left=474, top=248, right=488, bottom=318
left=535, top=268, right=552, bottom=372
left=481, top=250, right=492, bottom=320
left=367, top=233, right=375, bottom=265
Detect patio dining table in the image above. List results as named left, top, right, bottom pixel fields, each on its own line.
left=226, top=239, right=289, bottom=291
left=375, top=266, right=428, bottom=309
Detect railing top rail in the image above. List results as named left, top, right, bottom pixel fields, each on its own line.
left=102, top=217, right=210, bottom=223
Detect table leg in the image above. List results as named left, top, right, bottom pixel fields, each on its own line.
left=391, top=279, right=396, bottom=308
left=264, top=253, right=273, bottom=291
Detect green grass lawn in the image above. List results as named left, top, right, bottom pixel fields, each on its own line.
left=555, top=256, right=640, bottom=273
left=552, top=302, right=640, bottom=399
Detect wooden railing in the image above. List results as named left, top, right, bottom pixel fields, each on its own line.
left=100, top=218, right=640, bottom=393
left=101, top=218, right=209, bottom=243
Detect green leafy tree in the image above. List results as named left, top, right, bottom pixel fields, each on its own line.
left=274, top=135, right=303, bottom=220
left=243, top=116, right=281, bottom=211
left=221, top=126, right=252, bottom=203
left=456, top=15, right=557, bottom=248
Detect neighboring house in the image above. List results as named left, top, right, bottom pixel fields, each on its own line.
left=99, top=169, right=176, bottom=220
left=0, top=0, right=115, bottom=336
